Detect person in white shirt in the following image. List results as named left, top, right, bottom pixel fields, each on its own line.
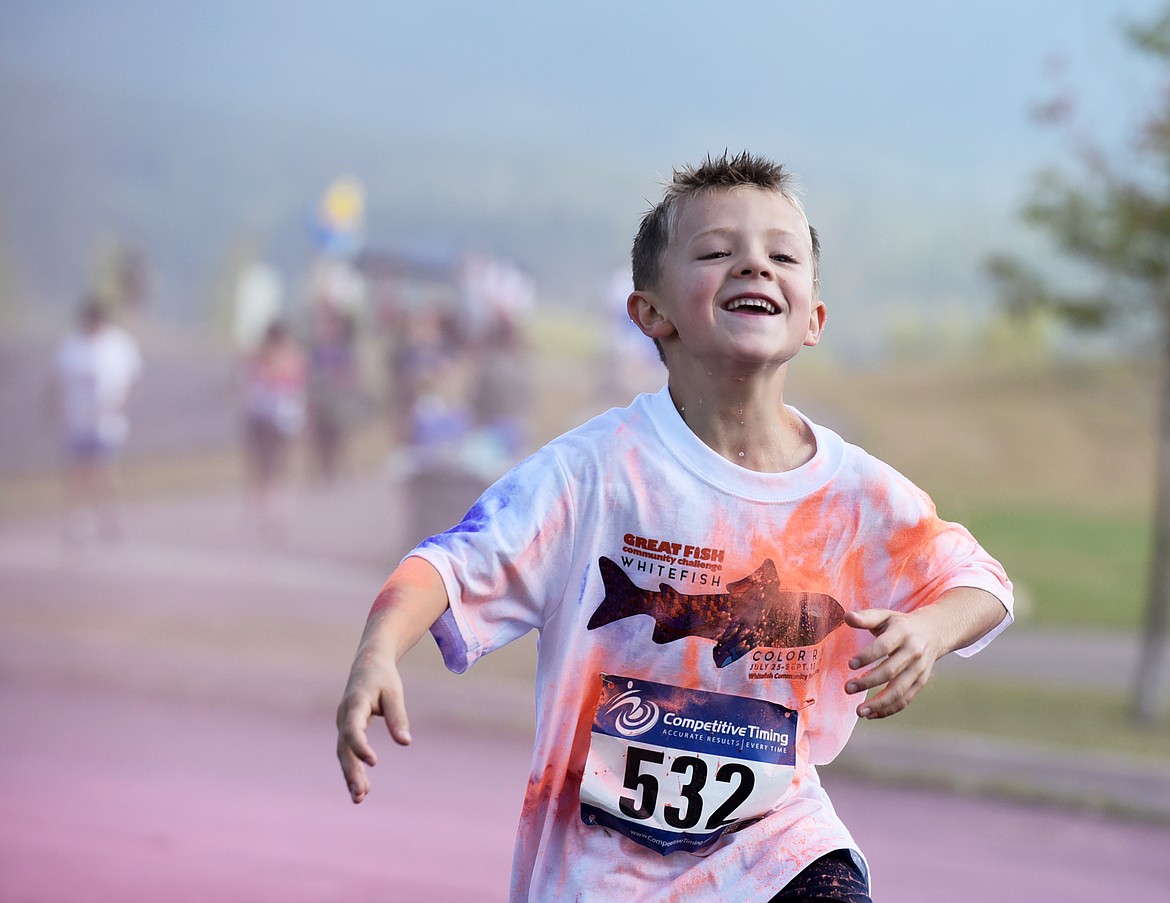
left=52, top=297, right=142, bottom=541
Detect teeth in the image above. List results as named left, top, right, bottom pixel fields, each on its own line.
left=725, top=298, right=778, bottom=314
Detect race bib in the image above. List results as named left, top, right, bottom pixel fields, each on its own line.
left=580, top=674, right=798, bottom=855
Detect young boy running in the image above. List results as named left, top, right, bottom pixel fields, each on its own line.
left=336, top=151, right=1013, bottom=902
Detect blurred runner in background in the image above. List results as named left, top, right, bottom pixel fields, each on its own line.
left=596, top=266, right=663, bottom=406
left=50, top=296, right=143, bottom=544
left=240, top=320, right=307, bottom=541
left=307, top=305, right=360, bottom=482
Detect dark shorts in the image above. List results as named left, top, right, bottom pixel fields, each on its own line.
left=768, top=849, right=872, bottom=903
left=66, top=431, right=122, bottom=462
left=244, top=415, right=293, bottom=480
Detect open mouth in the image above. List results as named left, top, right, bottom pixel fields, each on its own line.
left=723, top=296, right=779, bottom=315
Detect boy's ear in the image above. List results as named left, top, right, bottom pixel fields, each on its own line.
left=803, top=299, right=828, bottom=347
left=627, top=291, right=676, bottom=340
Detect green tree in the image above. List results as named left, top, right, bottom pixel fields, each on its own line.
left=987, top=7, right=1170, bottom=724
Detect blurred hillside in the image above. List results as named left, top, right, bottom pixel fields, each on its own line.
left=790, top=358, right=1157, bottom=519
left=0, top=70, right=1025, bottom=359
left=0, top=75, right=643, bottom=325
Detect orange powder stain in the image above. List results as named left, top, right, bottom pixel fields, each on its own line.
left=677, top=630, right=703, bottom=687
left=702, top=506, right=739, bottom=553
left=518, top=760, right=557, bottom=843
left=565, top=659, right=606, bottom=787
left=884, top=513, right=956, bottom=604
left=520, top=647, right=607, bottom=829
left=367, top=556, right=447, bottom=618
left=728, top=489, right=877, bottom=759
left=622, top=444, right=659, bottom=514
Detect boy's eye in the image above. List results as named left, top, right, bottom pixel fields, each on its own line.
left=772, top=253, right=797, bottom=263
left=698, top=250, right=729, bottom=260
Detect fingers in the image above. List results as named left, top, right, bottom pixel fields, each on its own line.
left=856, top=664, right=926, bottom=725
left=844, top=609, right=893, bottom=669
left=844, top=610, right=934, bottom=720
left=844, top=608, right=888, bottom=632
left=337, top=693, right=379, bottom=762
left=379, top=688, right=414, bottom=747
left=336, top=696, right=378, bottom=803
left=844, top=652, right=903, bottom=701
left=335, top=668, right=415, bottom=802
left=337, top=737, right=372, bottom=804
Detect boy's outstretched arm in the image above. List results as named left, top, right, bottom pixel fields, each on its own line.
left=336, top=556, right=450, bottom=804
left=843, top=587, right=1007, bottom=720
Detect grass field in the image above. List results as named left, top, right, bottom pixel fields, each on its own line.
left=886, top=675, right=1170, bottom=763
left=965, top=509, right=1152, bottom=629
left=786, top=354, right=1159, bottom=632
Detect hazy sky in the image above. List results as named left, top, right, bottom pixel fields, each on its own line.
left=3, top=0, right=1164, bottom=184
left=2, top=0, right=1168, bottom=345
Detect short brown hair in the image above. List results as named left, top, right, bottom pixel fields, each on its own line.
left=631, top=151, right=820, bottom=293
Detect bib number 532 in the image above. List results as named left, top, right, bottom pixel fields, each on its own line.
left=620, top=745, right=756, bottom=831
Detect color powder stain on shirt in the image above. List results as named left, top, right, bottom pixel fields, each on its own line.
left=679, top=632, right=702, bottom=687
left=415, top=386, right=1011, bottom=902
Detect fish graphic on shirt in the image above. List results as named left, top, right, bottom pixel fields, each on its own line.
left=588, top=556, right=847, bottom=668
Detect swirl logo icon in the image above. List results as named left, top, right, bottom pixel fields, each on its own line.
left=604, top=683, right=660, bottom=737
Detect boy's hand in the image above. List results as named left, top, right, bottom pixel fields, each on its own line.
left=335, top=655, right=413, bottom=804
left=842, top=588, right=1006, bottom=719
left=842, top=608, right=943, bottom=720
left=334, top=556, right=452, bottom=804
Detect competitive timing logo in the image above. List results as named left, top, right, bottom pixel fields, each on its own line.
left=604, top=682, right=660, bottom=737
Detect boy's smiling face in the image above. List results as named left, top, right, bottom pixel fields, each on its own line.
left=631, top=186, right=826, bottom=373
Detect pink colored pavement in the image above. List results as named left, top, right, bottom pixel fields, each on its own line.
left=2, top=473, right=1169, bottom=901
left=1, top=678, right=529, bottom=902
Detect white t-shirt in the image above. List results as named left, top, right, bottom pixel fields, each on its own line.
left=412, top=386, right=1013, bottom=902
left=55, top=324, right=143, bottom=446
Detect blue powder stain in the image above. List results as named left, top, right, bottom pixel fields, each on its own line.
left=418, top=475, right=520, bottom=546
left=455, top=498, right=494, bottom=533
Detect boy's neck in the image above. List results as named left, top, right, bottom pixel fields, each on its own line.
left=666, top=368, right=816, bottom=474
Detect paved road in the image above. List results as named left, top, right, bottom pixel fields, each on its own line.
left=2, top=473, right=1169, bottom=901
